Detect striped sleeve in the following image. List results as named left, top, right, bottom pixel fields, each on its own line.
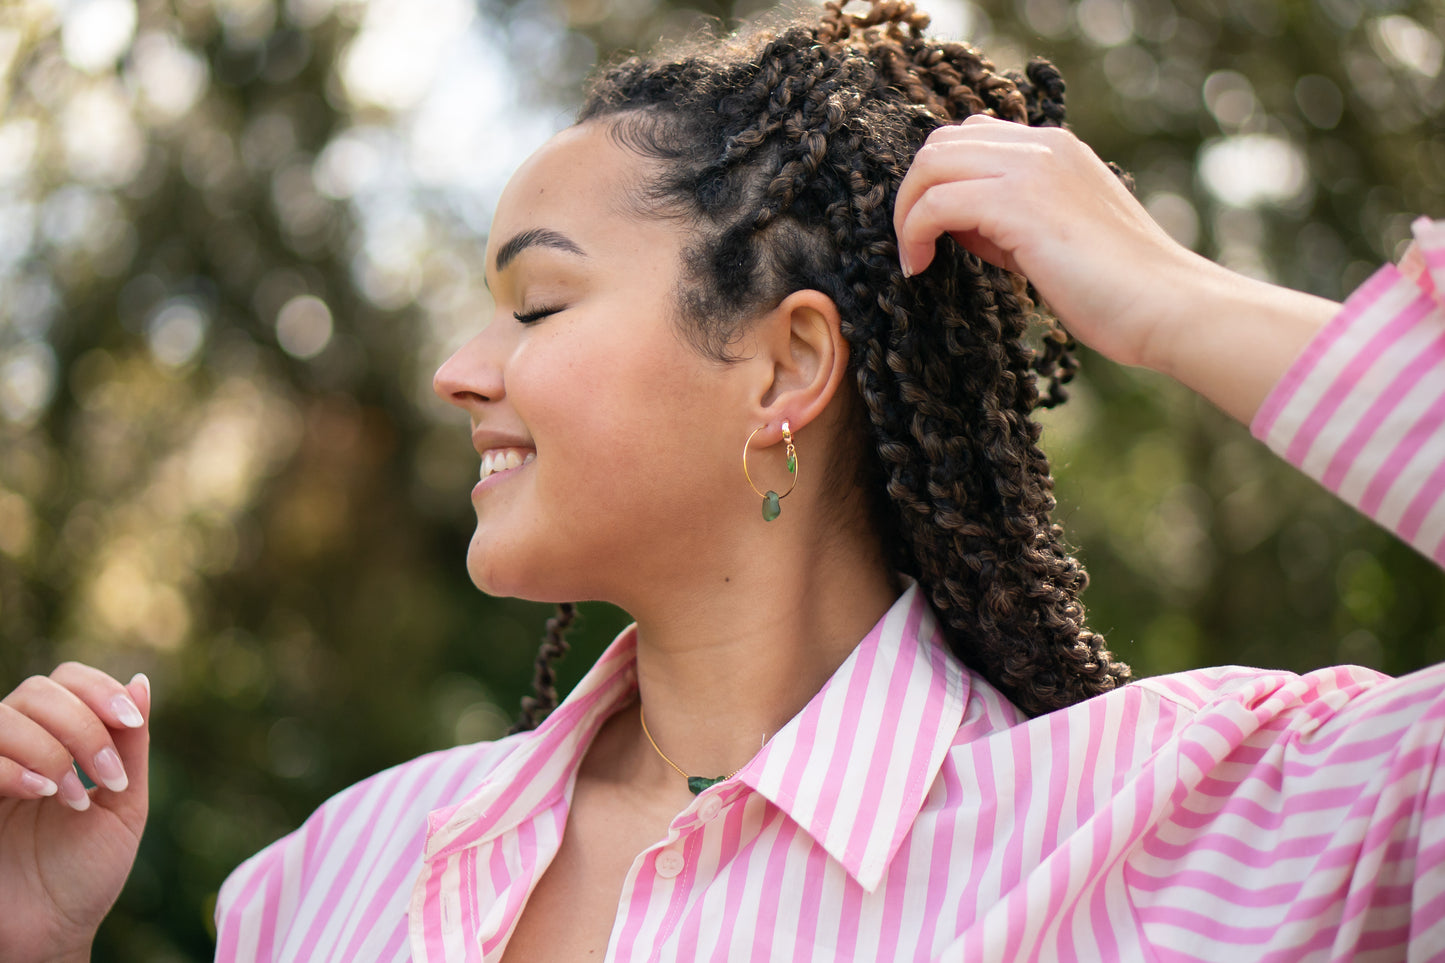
left=1251, top=216, right=1445, bottom=566
left=1129, top=662, right=1445, bottom=960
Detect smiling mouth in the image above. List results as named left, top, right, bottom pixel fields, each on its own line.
left=480, top=448, right=536, bottom=482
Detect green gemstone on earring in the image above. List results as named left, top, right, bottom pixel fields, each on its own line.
left=787, top=453, right=796, bottom=474
left=762, top=491, right=781, bottom=521
left=688, top=775, right=725, bottom=794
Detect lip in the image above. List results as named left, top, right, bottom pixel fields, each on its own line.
left=471, top=428, right=535, bottom=457
left=472, top=448, right=535, bottom=496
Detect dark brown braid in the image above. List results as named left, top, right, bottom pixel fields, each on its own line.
left=508, top=602, right=578, bottom=734
left=511, top=0, right=1130, bottom=727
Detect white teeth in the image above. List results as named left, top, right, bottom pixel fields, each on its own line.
left=480, top=449, right=534, bottom=481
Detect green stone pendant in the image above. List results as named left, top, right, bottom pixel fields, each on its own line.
left=688, top=775, right=725, bottom=794
left=787, top=453, right=796, bottom=474
left=761, top=490, right=781, bottom=521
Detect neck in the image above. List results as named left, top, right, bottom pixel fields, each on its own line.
left=607, top=526, right=903, bottom=797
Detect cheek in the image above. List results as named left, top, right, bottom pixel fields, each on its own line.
left=515, top=327, right=731, bottom=525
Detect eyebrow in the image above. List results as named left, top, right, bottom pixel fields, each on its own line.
left=492, top=228, right=587, bottom=274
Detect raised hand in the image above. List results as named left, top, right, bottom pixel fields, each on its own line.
left=893, top=114, right=1340, bottom=424
left=0, top=663, right=151, bottom=963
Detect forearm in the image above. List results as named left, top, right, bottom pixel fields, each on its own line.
left=1142, top=250, right=1341, bottom=426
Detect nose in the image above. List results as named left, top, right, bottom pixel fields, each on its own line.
left=433, top=328, right=505, bottom=411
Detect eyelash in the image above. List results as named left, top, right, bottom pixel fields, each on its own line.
left=513, top=304, right=563, bottom=325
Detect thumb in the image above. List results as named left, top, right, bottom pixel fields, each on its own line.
left=101, top=673, right=151, bottom=833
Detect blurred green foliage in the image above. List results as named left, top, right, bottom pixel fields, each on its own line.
left=0, top=0, right=1440, bottom=958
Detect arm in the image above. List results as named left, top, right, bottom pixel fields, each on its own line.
left=894, top=117, right=1445, bottom=566
left=1250, top=218, right=1445, bottom=566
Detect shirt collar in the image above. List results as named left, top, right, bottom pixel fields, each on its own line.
left=734, top=581, right=971, bottom=891
left=422, top=581, right=974, bottom=893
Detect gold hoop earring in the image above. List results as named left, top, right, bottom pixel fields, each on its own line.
left=743, top=420, right=798, bottom=521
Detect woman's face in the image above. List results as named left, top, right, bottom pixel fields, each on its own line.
left=433, top=122, right=760, bottom=604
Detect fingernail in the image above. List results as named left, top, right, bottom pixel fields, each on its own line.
left=92, top=748, right=128, bottom=793
left=21, top=770, right=58, bottom=797
left=59, top=770, right=91, bottom=811
left=131, top=672, right=151, bottom=702
left=111, top=693, right=144, bottom=728
left=899, top=251, right=914, bottom=278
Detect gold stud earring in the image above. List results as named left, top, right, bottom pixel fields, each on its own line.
left=743, top=420, right=798, bottom=521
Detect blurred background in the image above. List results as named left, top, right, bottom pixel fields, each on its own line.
left=0, top=0, right=1441, bottom=956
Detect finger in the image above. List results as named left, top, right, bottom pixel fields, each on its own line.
left=3, top=675, right=131, bottom=799
left=0, top=757, right=59, bottom=798
left=895, top=179, right=1023, bottom=277
left=895, top=143, right=1055, bottom=276
left=103, top=673, right=150, bottom=830
left=0, top=701, right=89, bottom=809
left=49, top=661, right=146, bottom=731
left=894, top=117, right=1053, bottom=227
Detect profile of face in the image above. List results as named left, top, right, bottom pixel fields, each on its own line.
left=432, top=123, right=795, bottom=607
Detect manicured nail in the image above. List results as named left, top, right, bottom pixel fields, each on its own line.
left=130, top=672, right=150, bottom=702
left=59, top=770, right=91, bottom=811
left=111, top=693, right=144, bottom=728
left=899, top=251, right=914, bottom=278
left=21, top=770, right=57, bottom=797
left=92, top=748, right=128, bottom=793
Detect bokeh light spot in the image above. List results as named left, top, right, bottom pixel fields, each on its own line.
left=1076, top=0, right=1133, bottom=47
left=276, top=294, right=334, bottom=359
left=1, top=341, right=58, bottom=425
left=147, top=300, right=209, bottom=368
left=1202, top=70, right=1258, bottom=131
left=1371, top=14, right=1443, bottom=79
left=61, top=0, right=138, bottom=74
left=61, top=81, right=146, bottom=187
left=1199, top=135, right=1308, bottom=209
left=129, top=31, right=209, bottom=122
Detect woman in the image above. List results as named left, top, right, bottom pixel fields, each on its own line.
left=2, top=1, right=1442, bottom=959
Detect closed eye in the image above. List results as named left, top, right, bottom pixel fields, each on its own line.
left=513, top=304, right=564, bottom=324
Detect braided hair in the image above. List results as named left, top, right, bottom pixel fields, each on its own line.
left=509, top=0, right=1130, bottom=729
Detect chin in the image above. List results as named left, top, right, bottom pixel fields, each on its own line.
left=465, top=531, right=574, bottom=603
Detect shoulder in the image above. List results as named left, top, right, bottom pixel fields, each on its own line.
left=1128, top=661, right=1445, bottom=737
left=1131, top=663, right=1389, bottom=714
left=950, top=661, right=1444, bottom=776
left=215, top=735, right=525, bottom=937
left=1109, top=662, right=1445, bottom=788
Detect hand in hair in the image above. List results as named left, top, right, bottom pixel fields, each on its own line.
left=894, top=114, right=1341, bottom=425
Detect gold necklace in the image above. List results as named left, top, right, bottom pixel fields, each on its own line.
left=639, top=705, right=743, bottom=795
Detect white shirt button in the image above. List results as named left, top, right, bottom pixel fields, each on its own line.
left=698, top=795, right=723, bottom=821
left=655, top=847, right=685, bottom=879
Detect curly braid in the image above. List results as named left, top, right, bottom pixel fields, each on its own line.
left=508, top=602, right=578, bottom=734
left=511, top=0, right=1130, bottom=727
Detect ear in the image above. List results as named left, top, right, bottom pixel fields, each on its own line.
left=747, top=289, right=850, bottom=443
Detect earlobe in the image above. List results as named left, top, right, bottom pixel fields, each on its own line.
left=753, top=289, right=850, bottom=433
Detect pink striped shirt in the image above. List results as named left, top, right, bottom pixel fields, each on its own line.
left=215, top=217, right=1445, bottom=962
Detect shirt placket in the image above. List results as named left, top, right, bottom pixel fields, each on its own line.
left=606, top=785, right=739, bottom=963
